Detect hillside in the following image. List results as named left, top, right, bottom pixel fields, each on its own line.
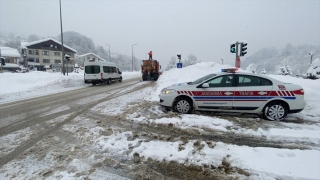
left=242, top=44, right=320, bottom=75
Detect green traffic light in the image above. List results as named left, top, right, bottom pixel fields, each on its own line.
left=231, top=47, right=235, bottom=53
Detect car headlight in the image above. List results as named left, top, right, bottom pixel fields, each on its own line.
left=161, top=88, right=176, bottom=95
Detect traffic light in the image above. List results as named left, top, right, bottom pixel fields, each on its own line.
left=1, top=57, right=5, bottom=66
left=65, top=54, right=71, bottom=61
left=240, top=43, right=247, bottom=56
left=177, top=53, right=181, bottom=60
left=230, top=44, right=236, bottom=53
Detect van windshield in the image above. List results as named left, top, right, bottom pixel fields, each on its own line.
left=85, top=66, right=100, bottom=74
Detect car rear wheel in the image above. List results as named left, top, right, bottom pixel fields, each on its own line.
left=174, top=97, right=192, bottom=114
left=263, top=101, right=288, bottom=121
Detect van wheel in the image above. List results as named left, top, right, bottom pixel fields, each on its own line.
left=263, top=101, right=288, bottom=121
left=119, top=77, right=122, bottom=82
left=92, top=82, right=96, bottom=86
left=107, top=78, right=111, bottom=85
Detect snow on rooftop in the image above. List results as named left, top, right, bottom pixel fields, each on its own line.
left=0, top=47, right=21, bottom=58
left=20, top=38, right=77, bottom=53
left=78, top=53, right=106, bottom=61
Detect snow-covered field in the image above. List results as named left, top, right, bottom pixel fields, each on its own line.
left=1, top=62, right=320, bottom=179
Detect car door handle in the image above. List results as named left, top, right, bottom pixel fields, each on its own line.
left=224, top=92, right=233, bottom=95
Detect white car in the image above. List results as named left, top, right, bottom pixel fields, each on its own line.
left=159, top=69, right=306, bottom=121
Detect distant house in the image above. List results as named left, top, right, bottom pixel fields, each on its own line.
left=0, top=47, right=22, bottom=72
left=0, top=47, right=21, bottom=64
left=21, top=38, right=77, bottom=71
left=79, top=53, right=106, bottom=62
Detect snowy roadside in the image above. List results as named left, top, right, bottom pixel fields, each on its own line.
left=0, top=70, right=141, bottom=104
left=1, top=62, right=320, bottom=179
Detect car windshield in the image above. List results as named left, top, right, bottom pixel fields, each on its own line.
left=188, top=74, right=217, bottom=85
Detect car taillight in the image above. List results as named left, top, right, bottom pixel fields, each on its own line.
left=293, top=89, right=304, bottom=95
left=101, top=73, right=103, bottom=80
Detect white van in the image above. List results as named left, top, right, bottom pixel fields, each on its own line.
left=84, top=59, right=122, bottom=85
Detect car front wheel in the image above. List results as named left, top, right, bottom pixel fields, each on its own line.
left=263, top=101, right=288, bottom=121
left=174, top=97, right=192, bottom=114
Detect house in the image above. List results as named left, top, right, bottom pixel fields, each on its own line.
left=79, top=53, right=106, bottom=61
left=21, top=38, right=77, bottom=72
left=0, top=47, right=22, bottom=72
left=0, top=47, right=21, bottom=64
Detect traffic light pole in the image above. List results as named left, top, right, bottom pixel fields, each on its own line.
left=235, top=41, right=241, bottom=68
left=0, top=49, right=2, bottom=73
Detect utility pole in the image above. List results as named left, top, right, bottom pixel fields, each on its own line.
left=59, top=0, right=65, bottom=75
left=132, top=44, right=137, bottom=72
left=221, top=58, right=224, bottom=65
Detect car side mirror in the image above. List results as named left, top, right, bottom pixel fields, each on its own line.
left=119, top=71, right=122, bottom=74
left=201, top=83, right=209, bottom=88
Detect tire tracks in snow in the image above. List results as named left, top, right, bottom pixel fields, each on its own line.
left=0, top=79, right=153, bottom=168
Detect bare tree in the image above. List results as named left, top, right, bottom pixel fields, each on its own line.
left=183, top=54, right=199, bottom=67
left=4, top=33, right=21, bottom=49
left=166, top=56, right=177, bottom=70
left=27, top=34, right=41, bottom=42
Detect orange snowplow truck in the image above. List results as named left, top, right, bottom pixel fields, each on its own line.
left=141, top=59, right=162, bottom=81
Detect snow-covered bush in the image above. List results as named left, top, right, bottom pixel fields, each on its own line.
left=306, top=58, right=320, bottom=79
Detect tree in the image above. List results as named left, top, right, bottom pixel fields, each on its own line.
left=166, top=56, right=177, bottom=70
left=4, top=33, right=21, bottom=49
left=261, top=68, right=267, bottom=75
left=183, top=54, right=199, bottom=67
left=279, top=60, right=292, bottom=76
left=246, top=63, right=256, bottom=73
left=27, top=34, right=41, bottom=42
left=307, top=58, right=320, bottom=79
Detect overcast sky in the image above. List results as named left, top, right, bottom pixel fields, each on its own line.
left=1, top=0, right=319, bottom=66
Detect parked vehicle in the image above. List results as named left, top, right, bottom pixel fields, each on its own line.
left=159, top=68, right=306, bottom=121
left=141, top=59, right=161, bottom=81
left=84, top=59, right=122, bottom=85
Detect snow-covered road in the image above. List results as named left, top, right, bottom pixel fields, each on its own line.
left=0, top=63, right=319, bottom=180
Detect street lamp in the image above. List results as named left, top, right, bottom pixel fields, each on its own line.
left=132, top=44, right=137, bottom=72
left=105, top=44, right=111, bottom=61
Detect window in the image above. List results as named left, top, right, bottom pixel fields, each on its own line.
left=28, top=58, right=34, bottom=62
left=112, top=67, right=117, bottom=73
left=237, top=75, right=268, bottom=86
left=43, top=59, right=50, bottom=63
left=260, top=78, right=272, bottom=86
left=190, top=74, right=217, bottom=85
left=35, top=50, right=39, bottom=55
left=103, top=66, right=113, bottom=73
left=55, top=59, right=61, bottom=64
left=85, top=66, right=100, bottom=74
left=28, top=50, right=33, bottom=55
left=54, top=52, right=60, bottom=56
left=36, top=58, right=39, bottom=63
left=42, top=51, right=49, bottom=55
left=206, top=75, right=234, bottom=87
